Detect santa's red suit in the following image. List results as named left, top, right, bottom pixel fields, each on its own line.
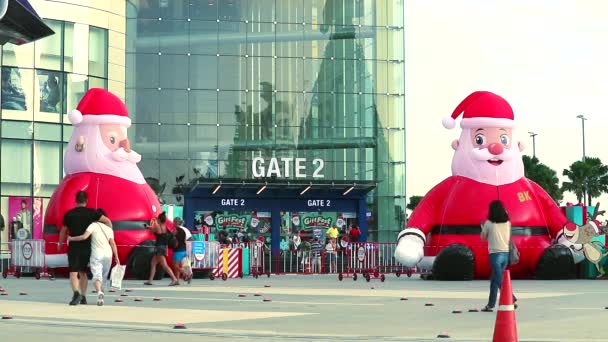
left=408, top=175, right=574, bottom=279
left=43, top=89, right=161, bottom=269
left=395, top=91, right=577, bottom=280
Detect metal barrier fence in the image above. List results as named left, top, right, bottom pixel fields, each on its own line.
left=339, top=242, right=415, bottom=282
left=2, top=239, right=51, bottom=279
left=0, top=240, right=413, bottom=282
left=242, top=242, right=415, bottom=282
left=187, top=240, right=219, bottom=271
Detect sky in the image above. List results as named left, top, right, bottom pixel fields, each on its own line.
left=404, top=0, right=608, bottom=210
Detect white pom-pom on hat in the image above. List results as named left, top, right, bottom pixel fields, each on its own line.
left=68, top=109, right=83, bottom=125
left=442, top=116, right=456, bottom=129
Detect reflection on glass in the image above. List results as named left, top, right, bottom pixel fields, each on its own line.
left=35, top=20, right=62, bottom=71
left=2, top=42, right=34, bottom=68
left=37, top=70, right=62, bottom=113
left=89, top=27, right=108, bottom=78
left=66, top=74, right=87, bottom=114
left=2, top=67, right=28, bottom=111
left=34, top=123, right=61, bottom=141
left=33, top=141, right=61, bottom=197
left=64, top=23, right=90, bottom=75
left=1, top=140, right=32, bottom=195
left=2, top=121, right=33, bottom=139
left=88, top=77, right=107, bottom=90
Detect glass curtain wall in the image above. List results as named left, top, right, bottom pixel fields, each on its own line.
left=0, top=19, right=109, bottom=243
left=126, top=0, right=405, bottom=241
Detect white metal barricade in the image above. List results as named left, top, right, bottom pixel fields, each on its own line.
left=249, top=242, right=266, bottom=278
left=2, top=239, right=51, bottom=279
left=338, top=242, right=415, bottom=282
left=188, top=240, right=219, bottom=271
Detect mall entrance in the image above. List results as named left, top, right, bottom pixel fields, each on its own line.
left=183, top=180, right=375, bottom=255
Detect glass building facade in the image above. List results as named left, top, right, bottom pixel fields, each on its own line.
left=126, top=0, right=405, bottom=241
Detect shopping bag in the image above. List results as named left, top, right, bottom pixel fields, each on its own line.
left=110, top=264, right=126, bottom=290
left=181, top=257, right=193, bottom=279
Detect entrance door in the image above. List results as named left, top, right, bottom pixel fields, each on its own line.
left=282, top=211, right=356, bottom=247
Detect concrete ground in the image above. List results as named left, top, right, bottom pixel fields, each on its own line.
left=0, top=274, right=607, bottom=341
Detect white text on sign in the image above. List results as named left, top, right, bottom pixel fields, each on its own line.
left=221, top=199, right=245, bottom=206
left=252, top=157, right=324, bottom=178
left=307, top=200, right=331, bottom=207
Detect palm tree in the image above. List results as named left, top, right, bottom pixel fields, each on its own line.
left=406, top=195, right=423, bottom=211
left=562, top=157, right=608, bottom=205
left=522, top=156, right=563, bottom=204
left=583, top=157, right=608, bottom=205
left=562, top=160, right=590, bottom=204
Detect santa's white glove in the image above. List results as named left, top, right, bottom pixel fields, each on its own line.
left=394, top=228, right=425, bottom=267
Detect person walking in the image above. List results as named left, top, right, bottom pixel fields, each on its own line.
left=480, top=200, right=517, bottom=312
left=58, top=191, right=112, bottom=306
left=67, top=209, right=119, bottom=306
left=171, top=217, right=192, bottom=283
left=144, top=212, right=179, bottom=286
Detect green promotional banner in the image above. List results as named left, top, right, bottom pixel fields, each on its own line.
left=216, top=214, right=250, bottom=232
left=302, top=215, right=334, bottom=229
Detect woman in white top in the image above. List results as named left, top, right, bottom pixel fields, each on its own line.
left=68, top=209, right=119, bottom=306
left=480, top=200, right=517, bottom=312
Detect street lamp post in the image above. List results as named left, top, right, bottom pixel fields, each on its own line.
left=528, top=131, right=537, bottom=158
left=577, top=114, right=587, bottom=161
left=577, top=115, right=588, bottom=205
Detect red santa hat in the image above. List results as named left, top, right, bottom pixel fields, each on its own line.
left=442, top=91, right=515, bottom=130
left=68, top=88, right=131, bottom=127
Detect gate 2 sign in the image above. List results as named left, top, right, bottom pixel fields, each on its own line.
left=252, top=157, right=324, bottom=178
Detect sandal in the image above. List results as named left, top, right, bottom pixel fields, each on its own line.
left=481, top=305, right=493, bottom=312
left=144, top=282, right=153, bottom=286
left=169, top=280, right=180, bottom=286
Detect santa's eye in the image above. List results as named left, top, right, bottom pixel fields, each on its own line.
left=475, top=134, right=485, bottom=146
left=109, top=136, right=116, bottom=144
left=500, top=134, right=509, bottom=146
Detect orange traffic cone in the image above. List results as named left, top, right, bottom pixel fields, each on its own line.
left=492, top=270, right=518, bottom=342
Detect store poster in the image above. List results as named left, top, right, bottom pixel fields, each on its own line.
left=215, top=214, right=250, bottom=234
left=8, top=197, right=43, bottom=240
left=293, top=214, right=336, bottom=241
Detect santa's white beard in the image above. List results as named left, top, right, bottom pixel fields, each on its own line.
left=64, top=125, right=146, bottom=184
left=451, top=129, right=525, bottom=186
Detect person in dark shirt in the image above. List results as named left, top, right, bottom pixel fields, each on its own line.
left=58, top=191, right=112, bottom=306
left=171, top=223, right=189, bottom=283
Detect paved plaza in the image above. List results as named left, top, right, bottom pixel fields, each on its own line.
left=1, top=274, right=608, bottom=341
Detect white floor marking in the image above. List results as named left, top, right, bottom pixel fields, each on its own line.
left=0, top=300, right=315, bottom=324
left=130, top=286, right=576, bottom=299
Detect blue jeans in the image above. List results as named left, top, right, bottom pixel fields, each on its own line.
left=488, top=252, right=516, bottom=308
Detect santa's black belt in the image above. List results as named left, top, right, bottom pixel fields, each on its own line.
left=430, top=225, right=549, bottom=236
left=44, top=220, right=148, bottom=234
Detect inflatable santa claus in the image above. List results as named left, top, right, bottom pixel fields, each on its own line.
left=395, top=91, right=579, bottom=280
left=43, top=88, right=163, bottom=279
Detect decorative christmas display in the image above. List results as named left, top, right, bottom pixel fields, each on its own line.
left=395, top=91, right=580, bottom=280
left=43, top=89, right=161, bottom=273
